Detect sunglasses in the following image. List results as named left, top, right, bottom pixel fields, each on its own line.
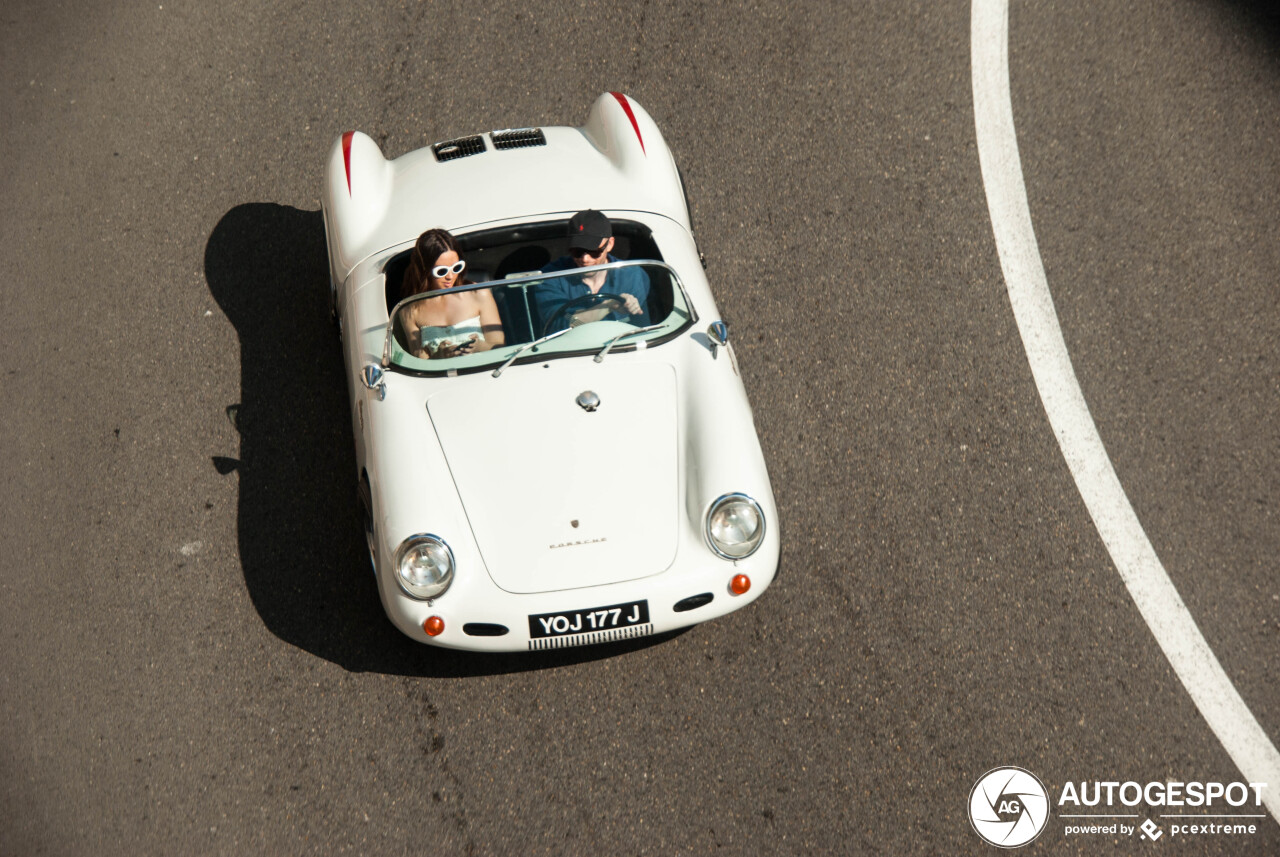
left=570, top=242, right=608, bottom=259
left=431, top=260, right=466, bottom=278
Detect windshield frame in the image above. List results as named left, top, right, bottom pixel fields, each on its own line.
left=381, top=258, right=697, bottom=375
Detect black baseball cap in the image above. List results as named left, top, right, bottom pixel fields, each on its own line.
left=567, top=209, right=612, bottom=251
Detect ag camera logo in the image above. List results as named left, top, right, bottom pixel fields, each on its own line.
left=969, top=767, right=1050, bottom=848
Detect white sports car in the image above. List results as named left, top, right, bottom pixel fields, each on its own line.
left=322, top=92, right=779, bottom=652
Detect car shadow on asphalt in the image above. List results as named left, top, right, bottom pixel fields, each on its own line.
left=205, top=203, right=685, bottom=677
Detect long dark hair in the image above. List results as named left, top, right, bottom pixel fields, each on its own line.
left=404, top=228, right=463, bottom=299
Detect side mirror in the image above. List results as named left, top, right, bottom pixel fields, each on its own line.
left=361, top=364, right=386, bottom=401
left=708, top=320, right=729, bottom=347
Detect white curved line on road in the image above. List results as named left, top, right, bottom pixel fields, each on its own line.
left=971, top=0, right=1280, bottom=823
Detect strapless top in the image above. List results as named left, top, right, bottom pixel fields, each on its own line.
left=420, top=315, right=483, bottom=354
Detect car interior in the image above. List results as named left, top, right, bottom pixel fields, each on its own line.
left=382, top=219, right=675, bottom=347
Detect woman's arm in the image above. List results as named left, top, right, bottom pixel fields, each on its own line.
left=399, top=305, right=430, bottom=359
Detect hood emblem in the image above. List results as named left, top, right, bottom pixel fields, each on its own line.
left=571, top=520, right=579, bottom=528
left=576, top=391, right=600, bottom=412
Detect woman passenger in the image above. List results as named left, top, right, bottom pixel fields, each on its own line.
left=399, top=228, right=504, bottom=359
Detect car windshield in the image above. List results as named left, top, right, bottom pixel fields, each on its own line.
left=383, top=260, right=693, bottom=373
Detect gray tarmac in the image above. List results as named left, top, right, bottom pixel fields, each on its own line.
left=1, top=1, right=1276, bottom=853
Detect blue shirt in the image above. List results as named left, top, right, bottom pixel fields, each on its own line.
left=533, top=255, right=651, bottom=333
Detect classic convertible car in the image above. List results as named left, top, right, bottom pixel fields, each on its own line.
left=322, top=92, right=779, bottom=651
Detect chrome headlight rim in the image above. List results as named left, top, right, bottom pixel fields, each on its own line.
left=705, top=492, right=766, bottom=560
left=393, top=533, right=455, bottom=600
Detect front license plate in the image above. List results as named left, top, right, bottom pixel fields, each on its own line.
left=528, top=600, right=650, bottom=639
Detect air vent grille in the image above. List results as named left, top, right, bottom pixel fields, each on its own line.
left=462, top=623, right=509, bottom=637
left=491, top=127, right=547, bottom=150
left=527, top=623, right=653, bottom=651
left=432, top=135, right=486, bottom=162
left=673, top=593, right=714, bottom=613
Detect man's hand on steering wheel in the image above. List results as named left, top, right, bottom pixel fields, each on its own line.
left=542, top=292, right=639, bottom=336
left=618, top=292, right=642, bottom=316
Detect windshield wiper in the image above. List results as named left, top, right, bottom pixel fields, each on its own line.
left=594, top=324, right=664, bottom=363
left=492, top=327, right=573, bottom=378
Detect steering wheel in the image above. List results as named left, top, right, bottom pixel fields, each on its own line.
left=541, top=292, right=630, bottom=337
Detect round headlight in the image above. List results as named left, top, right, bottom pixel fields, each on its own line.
left=706, top=493, right=765, bottom=559
left=394, top=534, right=455, bottom=599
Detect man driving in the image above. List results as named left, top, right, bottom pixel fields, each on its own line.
left=533, top=210, right=651, bottom=332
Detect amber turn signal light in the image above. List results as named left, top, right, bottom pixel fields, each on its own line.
left=729, top=574, right=751, bottom=595
left=423, top=615, right=445, bottom=636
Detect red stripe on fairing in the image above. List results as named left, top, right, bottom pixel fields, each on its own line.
left=609, top=92, right=645, bottom=155
left=341, top=131, right=354, bottom=195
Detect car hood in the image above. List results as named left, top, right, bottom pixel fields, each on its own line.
left=427, top=361, right=679, bottom=594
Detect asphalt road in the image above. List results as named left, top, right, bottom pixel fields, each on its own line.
left=1, top=1, right=1277, bottom=854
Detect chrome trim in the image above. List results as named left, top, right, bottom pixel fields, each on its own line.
left=705, top=492, right=766, bottom=560
left=393, top=533, right=455, bottom=600
left=361, top=364, right=386, bottom=400
left=708, top=320, right=729, bottom=347
left=595, top=323, right=664, bottom=363
left=492, top=326, right=572, bottom=378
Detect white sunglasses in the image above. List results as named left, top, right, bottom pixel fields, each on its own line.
left=431, top=260, right=466, bottom=278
